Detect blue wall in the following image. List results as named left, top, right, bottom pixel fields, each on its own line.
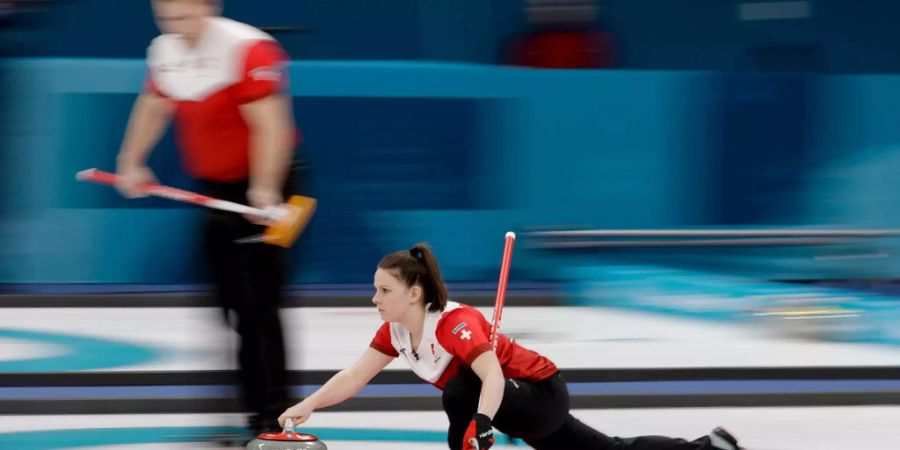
left=1, top=59, right=898, bottom=284
left=8, top=1, right=900, bottom=73
left=11, top=0, right=518, bottom=63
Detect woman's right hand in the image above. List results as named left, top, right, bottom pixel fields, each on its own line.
left=278, top=400, right=314, bottom=427
left=115, top=163, right=157, bottom=198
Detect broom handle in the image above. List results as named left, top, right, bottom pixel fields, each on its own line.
left=489, top=231, right=516, bottom=350
left=76, top=168, right=275, bottom=219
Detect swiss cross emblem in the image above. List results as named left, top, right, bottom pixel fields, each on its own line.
left=460, top=329, right=472, bottom=340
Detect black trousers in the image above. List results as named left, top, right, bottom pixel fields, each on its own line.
left=442, top=370, right=719, bottom=450
left=201, top=174, right=296, bottom=423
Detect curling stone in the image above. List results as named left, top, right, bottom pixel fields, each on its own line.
left=246, top=419, right=327, bottom=450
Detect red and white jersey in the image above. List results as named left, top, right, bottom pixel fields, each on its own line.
left=145, top=17, right=296, bottom=181
left=369, top=301, right=558, bottom=390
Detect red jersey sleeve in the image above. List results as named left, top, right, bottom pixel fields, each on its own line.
left=232, top=40, right=289, bottom=103
left=370, top=322, right=399, bottom=357
left=436, top=307, right=493, bottom=366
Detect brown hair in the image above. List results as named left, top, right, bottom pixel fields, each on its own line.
left=378, top=243, right=449, bottom=312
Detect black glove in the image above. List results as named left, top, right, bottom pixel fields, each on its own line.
left=463, top=413, right=494, bottom=450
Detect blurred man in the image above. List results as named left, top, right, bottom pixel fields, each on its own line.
left=115, top=0, right=299, bottom=437
left=506, top=0, right=615, bottom=69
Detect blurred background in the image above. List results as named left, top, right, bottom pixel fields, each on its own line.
left=1, top=0, right=899, bottom=449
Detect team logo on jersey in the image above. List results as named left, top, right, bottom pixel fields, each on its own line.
left=249, top=65, right=282, bottom=82
left=460, top=329, right=472, bottom=340
left=451, top=322, right=467, bottom=334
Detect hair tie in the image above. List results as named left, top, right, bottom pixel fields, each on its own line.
left=409, top=248, right=425, bottom=261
